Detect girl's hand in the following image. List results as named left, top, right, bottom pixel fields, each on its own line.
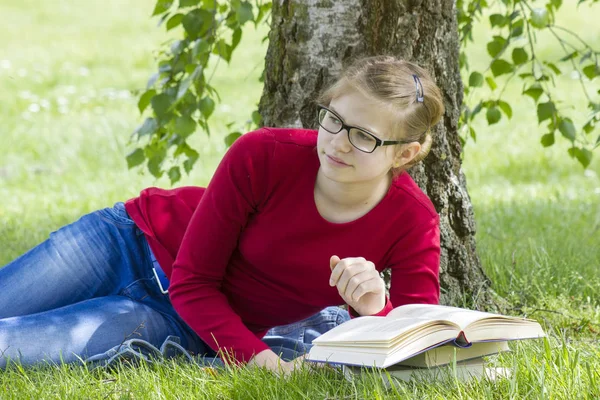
left=329, top=255, right=386, bottom=316
left=248, top=351, right=321, bottom=377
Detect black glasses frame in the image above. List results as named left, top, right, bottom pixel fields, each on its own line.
left=316, top=105, right=412, bottom=153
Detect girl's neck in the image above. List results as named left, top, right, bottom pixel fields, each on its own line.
left=314, top=168, right=393, bottom=212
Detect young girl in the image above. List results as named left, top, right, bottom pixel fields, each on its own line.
left=0, top=55, right=444, bottom=374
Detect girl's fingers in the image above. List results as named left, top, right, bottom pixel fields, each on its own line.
left=329, top=257, right=366, bottom=286
left=349, top=276, right=383, bottom=302
left=342, top=269, right=376, bottom=300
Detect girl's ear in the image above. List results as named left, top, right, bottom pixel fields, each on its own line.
left=393, top=142, right=421, bottom=168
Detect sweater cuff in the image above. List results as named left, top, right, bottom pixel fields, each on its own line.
left=348, top=296, right=393, bottom=318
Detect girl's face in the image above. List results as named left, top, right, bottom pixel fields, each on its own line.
left=316, top=90, right=405, bottom=185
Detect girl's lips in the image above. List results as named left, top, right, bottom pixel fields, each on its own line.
left=326, top=155, right=350, bottom=166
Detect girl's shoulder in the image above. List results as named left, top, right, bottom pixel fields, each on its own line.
left=388, top=172, right=439, bottom=222
left=262, top=127, right=318, bottom=147
left=231, top=127, right=317, bottom=156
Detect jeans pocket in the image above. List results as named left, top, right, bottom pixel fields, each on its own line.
left=97, top=202, right=135, bottom=226
left=120, top=278, right=154, bottom=302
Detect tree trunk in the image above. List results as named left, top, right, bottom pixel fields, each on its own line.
left=258, top=0, right=493, bottom=308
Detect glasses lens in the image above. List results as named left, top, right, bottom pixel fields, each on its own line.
left=349, top=128, right=377, bottom=152
left=318, top=108, right=342, bottom=133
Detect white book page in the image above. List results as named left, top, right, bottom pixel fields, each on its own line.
left=388, top=304, right=510, bottom=330
left=312, top=316, right=451, bottom=344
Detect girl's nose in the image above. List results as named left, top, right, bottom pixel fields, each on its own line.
left=331, top=129, right=352, bottom=152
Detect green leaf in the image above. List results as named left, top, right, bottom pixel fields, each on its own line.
left=152, top=0, right=174, bottom=16
left=157, top=11, right=171, bottom=27
left=559, top=51, right=578, bottom=62
left=168, top=166, right=182, bottom=184
left=530, top=8, right=549, bottom=28
left=166, top=13, right=184, bottom=30
left=545, top=62, right=561, bottom=75
left=486, top=37, right=506, bottom=58
left=510, top=19, right=524, bottom=37
left=489, top=14, right=507, bottom=27
left=570, top=147, right=593, bottom=168
left=491, top=59, right=513, bottom=77
left=170, top=40, right=185, bottom=56
left=485, top=77, right=497, bottom=91
left=583, top=120, right=595, bottom=134
left=224, top=131, right=242, bottom=147
left=177, top=65, right=202, bottom=100
left=550, top=0, right=562, bottom=9
left=138, top=90, right=156, bottom=114
left=469, top=126, right=477, bottom=141
left=199, top=96, right=215, bottom=118
left=126, top=148, right=146, bottom=168
left=523, top=84, right=544, bottom=103
left=147, top=73, right=159, bottom=89
left=558, top=118, right=576, bottom=141
left=512, top=48, right=528, bottom=65
left=486, top=107, right=502, bottom=125
left=192, top=39, right=210, bottom=58
left=232, top=28, right=242, bottom=50
left=213, top=39, right=232, bottom=63
left=541, top=132, right=555, bottom=147
left=147, top=156, right=164, bottom=178
left=459, top=52, right=468, bottom=70
left=537, top=101, right=556, bottom=124
left=583, top=64, right=599, bottom=80
left=181, top=146, right=199, bottom=173
left=470, top=102, right=483, bottom=120
left=596, top=134, right=600, bottom=148
left=135, top=117, right=158, bottom=137
left=175, top=115, right=197, bottom=137
left=498, top=100, right=513, bottom=119
left=151, top=93, right=172, bottom=120
left=182, top=9, right=213, bottom=39
left=179, top=0, right=200, bottom=7
left=468, top=71, right=484, bottom=87
left=236, top=1, right=254, bottom=24
left=251, top=110, right=262, bottom=126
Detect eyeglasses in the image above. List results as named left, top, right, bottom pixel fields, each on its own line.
left=316, top=105, right=412, bottom=153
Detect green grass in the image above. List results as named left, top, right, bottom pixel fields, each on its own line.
left=1, top=0, right=599, bottom=398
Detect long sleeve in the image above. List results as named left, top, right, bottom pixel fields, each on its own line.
left=387, top=216, right=441, bottom=306
left=168, top=129, right=276, bottom=363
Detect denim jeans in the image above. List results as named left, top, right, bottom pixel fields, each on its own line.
left=0, top=202, right=349, bottom=369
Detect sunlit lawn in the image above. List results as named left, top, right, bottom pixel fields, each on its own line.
left=1, top=0, right=599, bottom=398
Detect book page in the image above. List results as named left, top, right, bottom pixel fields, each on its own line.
left=388, top=304, right=513, bottom=330
left=312, top=316, right=459, bottom=344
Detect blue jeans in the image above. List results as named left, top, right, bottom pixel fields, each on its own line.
left=0, top=202, right=349, bottom=369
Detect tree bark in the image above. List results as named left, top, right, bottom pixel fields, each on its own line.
left=258, top=0, right=493, bottom=307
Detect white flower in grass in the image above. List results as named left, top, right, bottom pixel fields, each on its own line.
left=28, top=103, right=41, bottom=113
left=0, top=60, right=10, bottom=69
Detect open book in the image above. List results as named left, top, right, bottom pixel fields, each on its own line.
left=307, top=304, right=545, bottom=369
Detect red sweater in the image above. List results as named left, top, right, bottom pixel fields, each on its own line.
left=125, top=127, right=440, bottom=362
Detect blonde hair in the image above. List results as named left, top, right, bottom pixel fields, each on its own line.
left=316, top=56, right=445, bottom=173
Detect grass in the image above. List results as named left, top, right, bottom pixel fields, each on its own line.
left=1, top=0, right=599, bottom=398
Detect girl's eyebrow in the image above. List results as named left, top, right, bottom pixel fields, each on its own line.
left=329, top=105, right=383, bottom=138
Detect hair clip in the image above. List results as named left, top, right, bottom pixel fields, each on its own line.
left=413, top=74, right=424, bottom=103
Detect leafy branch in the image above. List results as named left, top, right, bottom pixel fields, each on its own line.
left=128, top=0, right=271, bottom=184
left=458, top=0, right=600, bottom=168
left=133, top=0, right=599, bottom=183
